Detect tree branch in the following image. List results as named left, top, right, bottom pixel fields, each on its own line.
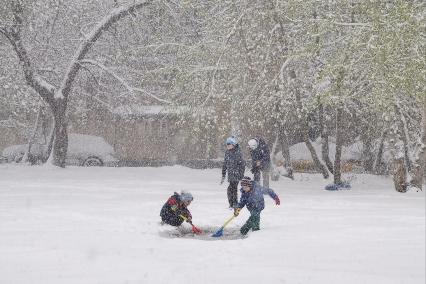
left=330, top=21, right=372, bottom=28
left=1, top=3, right=56, bottom=104
left=202, top=8, right=247, bottom=106
left=57, top=0, right=154, bottom=99
left=79, top=59, right=172, bottom=105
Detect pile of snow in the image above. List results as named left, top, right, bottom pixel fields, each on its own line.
left=0, top=165, right=424, bottom=284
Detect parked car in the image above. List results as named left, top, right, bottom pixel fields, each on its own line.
left=0, top=155, right=7, bottom=164
left=2, top=143, right=45, bottom=164
left=1, top=133, right=118, bottom=166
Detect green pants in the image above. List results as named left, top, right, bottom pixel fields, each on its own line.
left=240, top=211, right=261, bottom=235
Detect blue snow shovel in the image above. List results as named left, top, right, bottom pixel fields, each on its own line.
left=212, top=215, right=235, bottom=237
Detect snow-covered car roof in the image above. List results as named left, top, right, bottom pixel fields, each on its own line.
left=67, top=133, right=114, bottom=157
left=2, top=144, right=26, bottom=157
left=2, top=133, right=117, bottom=165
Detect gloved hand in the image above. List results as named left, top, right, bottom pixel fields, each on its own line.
left=220, top=176, right=225, bottom=185
left=234, top=207, right=241, bottom=217
left=192, top=225, right=202, bottom=234
left=274, top=196, right=280, bottom=205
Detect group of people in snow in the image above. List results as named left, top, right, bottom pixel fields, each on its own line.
left=160, top=136, right=280, bottom=236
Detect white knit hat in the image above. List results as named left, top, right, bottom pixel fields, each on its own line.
left=180, top=191, right=193, bottom=202
left=248, top=138, right=258, bottom=150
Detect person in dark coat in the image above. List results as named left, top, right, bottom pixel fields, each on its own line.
left=248, top=137, right=271, bottom=187
left=234, top=176, right=280, bottom=235
left=221, top=136, right=245, bottom=208
left=160, top=191, right=194, bottom=226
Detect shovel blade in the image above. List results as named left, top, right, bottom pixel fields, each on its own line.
left=211, top=228, right=224, bottom=237
left=192, top=226, right=202, bottom=234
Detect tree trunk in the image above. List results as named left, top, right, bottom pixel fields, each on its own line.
left=334, top=107, right=343, bottom=184
left=281, top=130, right=294, bottom=180
left=23, top=105, right=44, bottom=164
left=394, top=103, right=412, bottom=171
left=270, top=134, right=279, bottom=181
left=393, top=157, right=408, bottom=192
left=51, top=99, right=68, bottom=168
left=304, top=137, right=329, bottom=179
left=374, top=129, right=388, bottom=174
left=319, top=103, right=334, bottom=173
left=291, top=70, right=329, bottom=179
left=410, top=96, right=426, bottom=190
left=43, top=124, right=55, bottom=164
left=389, top=119, right=408, bottom=193
left=271, top=134, right=279, bottom=159
left=362, top=136, right=374, bottom=173
left=279, top=126, right=292, bottom=170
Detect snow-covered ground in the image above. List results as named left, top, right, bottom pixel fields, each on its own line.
left=0, top=165, right=424, bottom=284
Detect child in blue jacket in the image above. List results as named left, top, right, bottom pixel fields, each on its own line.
left=234, top=176, right=280, bottom=235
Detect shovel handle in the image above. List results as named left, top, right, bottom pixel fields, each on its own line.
left=212, top=215, right=235, bottom=237
left=179, top=214, right=189, bottom=222
left=221, top=215, right=236, bottom=229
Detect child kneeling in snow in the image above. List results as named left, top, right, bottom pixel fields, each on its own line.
left=234, top=176, right=280, bottom=235
left=160, top=191, right=194, bottom=227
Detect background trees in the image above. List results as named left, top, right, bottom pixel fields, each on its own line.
left=0, top=0, right=424, bottom=190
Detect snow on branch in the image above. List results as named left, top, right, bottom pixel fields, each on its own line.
left=132, top=87, right=172, bottom=105
left=79, top=59, right=135, bottom=94
left=330, top=21, right=372, bottom=28
left=57, top=0, right=154, bottom=99
left=244, top=56, right=294, bottom=104
left=80, top=90, right=114, bottom=112
left=79, top=59, right=172, bottom=105
left=202, top=8, right=247, bottom=106
left=0, top=7, right=56, bottom=103
left=188, top=65, right=227, bottom=75
left=135, top=42, right=195, bottom=53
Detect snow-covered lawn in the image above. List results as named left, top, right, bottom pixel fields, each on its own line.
left=0, top=165, right=424, bottom=284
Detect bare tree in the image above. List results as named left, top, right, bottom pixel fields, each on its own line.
left=291, top=70, right=329, bottom=179
left=0, top=0, right=153, bottom=167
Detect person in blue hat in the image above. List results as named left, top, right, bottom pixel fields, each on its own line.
left=221, top=136, right=245, bottom=208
